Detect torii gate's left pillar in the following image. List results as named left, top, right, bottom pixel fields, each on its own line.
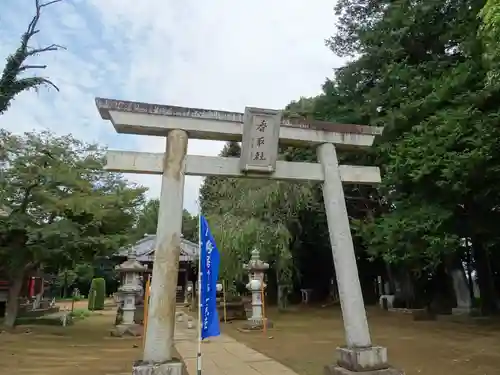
left=133, top=129, right=187, bottom=375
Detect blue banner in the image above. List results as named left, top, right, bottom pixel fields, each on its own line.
left=199, top=215, right=221, bottom=340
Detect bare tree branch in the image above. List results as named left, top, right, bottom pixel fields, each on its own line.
left=0, top=0, right=65, bottom=113
left=22, top=1, right=64, bottom=56
left=19, top=65, right=47, bottom=71
left=40, top=0, right=63, bottom=8
left=27, top=44, right=66, bottom=56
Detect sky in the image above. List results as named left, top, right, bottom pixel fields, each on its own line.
left=0, top=0, right=345, bottom=214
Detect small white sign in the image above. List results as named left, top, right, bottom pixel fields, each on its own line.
left=240, top=107, right=281, bottom=173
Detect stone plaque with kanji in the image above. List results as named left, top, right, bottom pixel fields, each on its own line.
left=240, top=107, right=281, bottom=173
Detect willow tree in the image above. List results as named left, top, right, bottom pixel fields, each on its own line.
left=199, top=142, right=313, bottom=305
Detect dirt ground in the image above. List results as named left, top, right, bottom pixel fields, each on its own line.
left=2, top=302, right=500, bottom=375
left=222, top=305, right=500, bottom=375
left=0, top=301, right=143, bottom=375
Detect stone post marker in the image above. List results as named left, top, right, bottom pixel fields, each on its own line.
left=95, top=98, right=404, bottom=375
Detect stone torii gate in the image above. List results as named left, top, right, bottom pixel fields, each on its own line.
left=95, top=98, right=403, bottom=375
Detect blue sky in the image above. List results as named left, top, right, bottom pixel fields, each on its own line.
left=0, top=0, right=345, bottom=213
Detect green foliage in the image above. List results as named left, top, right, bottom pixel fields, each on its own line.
left=55, top=263, right=94, bottom=290
left=198, top=0, right=500, bottom=297
left=479, top=0, right=500, bottom=84
left=313, top=0, right=500, bottom=280
left=133, top=199, right=199, bottom=243
left=199, top=142, right=315, bottom=286
left=0, top=0, right=64, bottom=115
left=0, top=130, right=146, bottom=275
left=88, top=278, right=106, bottom=311
left=0, top=130, right=146, bottom=326
left=353, top=203, right=460, bottom=273
left=182, top=210, right=199, bottom=243
left=133, top=199, right=159, bottom=239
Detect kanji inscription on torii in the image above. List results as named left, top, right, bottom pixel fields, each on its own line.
left=240, top=107, right=281, bottom=173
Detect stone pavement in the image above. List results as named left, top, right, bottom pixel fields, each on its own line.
left=174, top=320, right=300, bottom=375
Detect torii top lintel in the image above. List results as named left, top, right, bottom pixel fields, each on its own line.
left=95, top=97, right=384, bottom=148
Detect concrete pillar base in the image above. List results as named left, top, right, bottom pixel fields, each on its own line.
left=132, top=359, right=183, bottom=375
left=452, top=307, right=479, bottom=316
left=238, top=319, right=274, bottom=332
left=324, top=346, right=404, bottom=374
left=324, top=365, right=404, bottom=375
left=110, top=323, right=143, bottom=337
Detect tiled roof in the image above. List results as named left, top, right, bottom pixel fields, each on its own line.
left=116, top=235, right=198, bottom=262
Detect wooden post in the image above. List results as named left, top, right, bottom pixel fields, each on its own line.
left=71, top=290, right=75, bottom=313
left=223, top=280, right=227, bottom=324
left=261, top=283, right=267, bottom=336
left=143, top=274, right=151, bottom=349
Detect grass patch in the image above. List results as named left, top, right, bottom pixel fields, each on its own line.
left=70, top=308, right=91, bottom=321
left=1, top=310, right=145, bottom=375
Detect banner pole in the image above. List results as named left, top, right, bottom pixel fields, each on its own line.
left=197, top=214, right=202, bottom=375
left=142, top=274, right=151, bottom=350
left=261, top=282, right=267, bottom=337
left=223, top=279, right=227, bottom=324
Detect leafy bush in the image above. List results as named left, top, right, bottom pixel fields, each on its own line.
left=88, top=278, right=106, bottom=311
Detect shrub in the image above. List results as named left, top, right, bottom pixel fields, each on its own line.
left=88, top=278, right=106, bottom=311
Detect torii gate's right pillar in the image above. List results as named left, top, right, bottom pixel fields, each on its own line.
left=318, top=143, right=403, bottom=375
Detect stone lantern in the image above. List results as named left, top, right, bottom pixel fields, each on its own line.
left=112, top=250, right=147, bottom=336
left=242, top=248, right=272, bottom=330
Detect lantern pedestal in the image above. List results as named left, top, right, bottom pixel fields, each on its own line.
left=239, top=318, right=274, bottom=332
left=112, top=251, right=147, bottom=337
left=111, top=323, right=144, bottom=337
left=239, top=249, right=273, bottom=332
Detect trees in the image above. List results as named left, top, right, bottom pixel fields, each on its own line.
left=0, top=130, right=145, bottom=327
left=479, top=0, right=500, bottom=83
left=315, top=0, right=500, bottom=311
left=197, top=0, right=500, bottom=312
left=133, top=199, right=199, bottom=243
left=182, top=210, right=199, bottom=243
left=133, top=199, right=160, bottom=241
left=199, top=142, right=315, bottom=303
left=0, top=0, right=64, bottom=115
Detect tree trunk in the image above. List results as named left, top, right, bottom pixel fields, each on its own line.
left=385, top=263, right=396, bottom=294
left=465, top=242, right=475, bottom=305
left=444, top=253, right=471, bottom=311
left=473, top=236, right=498, bottom=315
left=277, top=284, right=289, bottom=310
left=3, top=273, right=25, bottom=328
left=62, top=270, right=68, bottom=299
left=396, top=268, right=415, bottom=308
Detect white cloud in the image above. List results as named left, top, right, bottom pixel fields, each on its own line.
left=0, top=0, right=345, bottom=214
